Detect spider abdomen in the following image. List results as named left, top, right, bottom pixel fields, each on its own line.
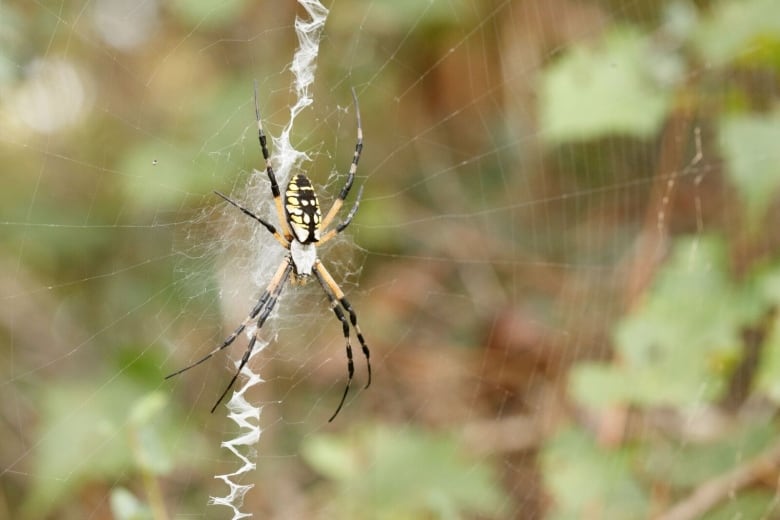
left=285, top=174, right=321, bottom=244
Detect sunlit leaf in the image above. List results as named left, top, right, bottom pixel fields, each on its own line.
left=542, top=428, right=648, bottom=519
left=756, top=264, right=780, bottom=306
left=718, top=108, right=780, bottom=229
left=539, top=27, right=674, bottom=143
left=130, top=391, right=168, bottom=425
left=130, top=392, right=173, bottom=475
left=22, top=378, right=203, bottom=517
left=755, top=313, right=780, bottom=403
left=301, top=433, right=360, bottom=481
left=110, top=487, right=153, bottom=520
left=571, top=236, right=748, bottom=407
left=694, top=0, right=780, bottom=67
left=22, top=381, right=138, bottom=517
left=569, top=362, right=631, bottom=408
left=301, top=425, right=508, bottom=519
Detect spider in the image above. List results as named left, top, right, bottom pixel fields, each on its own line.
left=165, top=84, right=370, bottom=422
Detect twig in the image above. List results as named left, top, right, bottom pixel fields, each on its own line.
left=655, top=439, right=780, bottom=520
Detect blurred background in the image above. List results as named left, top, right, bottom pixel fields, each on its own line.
left=2, top=0, right=780, bottom=518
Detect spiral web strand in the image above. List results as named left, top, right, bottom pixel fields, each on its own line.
left=209, top=2, right=330, bottom=518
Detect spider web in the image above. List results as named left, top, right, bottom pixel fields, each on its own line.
left=2, top=1, right=780, bottom=519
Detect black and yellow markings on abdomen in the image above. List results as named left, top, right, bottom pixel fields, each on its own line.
left=285, top=174, right=322, bottom=244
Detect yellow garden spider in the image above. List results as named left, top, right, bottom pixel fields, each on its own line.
left=166, top=85, right=370, bottom=422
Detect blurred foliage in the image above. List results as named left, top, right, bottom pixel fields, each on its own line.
left=302, top=425, right=507, bottom=519
left=541, top=428, right=648, bottom=519
left=543, top=0, right=780, bottom=518
left=641, top=421, right=776, bottom=489
left=571, top=236, right=754, bottom=407
left=539, top=26, right=675, bottom=141
left=110, top=487, right=153, bottom=520
left=1, top=0, right=780, bottom=518
left=694, top=0, right=780, bottom=66
left=718, top=108, right=780, bottom=229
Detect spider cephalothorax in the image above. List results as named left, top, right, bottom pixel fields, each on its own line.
left=166, top=85, right=370, bottom=422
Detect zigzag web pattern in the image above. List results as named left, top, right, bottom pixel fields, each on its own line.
left=208, top=2, right=330, bottom=517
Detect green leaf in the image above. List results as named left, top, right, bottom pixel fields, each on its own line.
left=571, top=236, right=745, bottom=407
left=569, top=362, right=632, bottom=408
left=755, top=313, right=780, bottom=402
left=22, top=381, right=139, bottom=517
left=718, top=108, right=780, bottom=229
left=110, top=488, right=153, bottom=520
left=542, top=428, right=648, bottom=519
left=301, top=425, right=508, bottom=519
left=301, top=433, right=360, bottom=481
left=694, top=0, right=780, bottom=67
left=22, top=379, right=204, bottom=517
left=129, top=391, right=168, bottom=426
left=642, top=422, right=776, bottom=488
left=539, top=27, right=674, bottom=143
left=129, top=393, right=173, bottom=475
left=757, top=264, right=780, bottom=306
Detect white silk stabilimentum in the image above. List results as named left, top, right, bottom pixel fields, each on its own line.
left=210, top=2, right=330, bottom=518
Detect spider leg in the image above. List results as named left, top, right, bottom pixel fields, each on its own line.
left=320, top=87, right=362, bottom=231
left=254, top=80, right=292, bottom=241
left=164, top=257, right=291, bottom=381
left=313, top=260, right=371, bottom=422
left=215, top=191, right=289, bottom=247
left=209, top=257, right=293, bottom=412
left=211, top=334, right=257, bottom=413
left=313, top=267, right=353, bottom=422
left=318, top=185, right=363, bottom=245
left=164, top=291, right=270, bottom=380
left=165, top=316, right=254, bottom=380
left=337, top=296, right=371, bottom=389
